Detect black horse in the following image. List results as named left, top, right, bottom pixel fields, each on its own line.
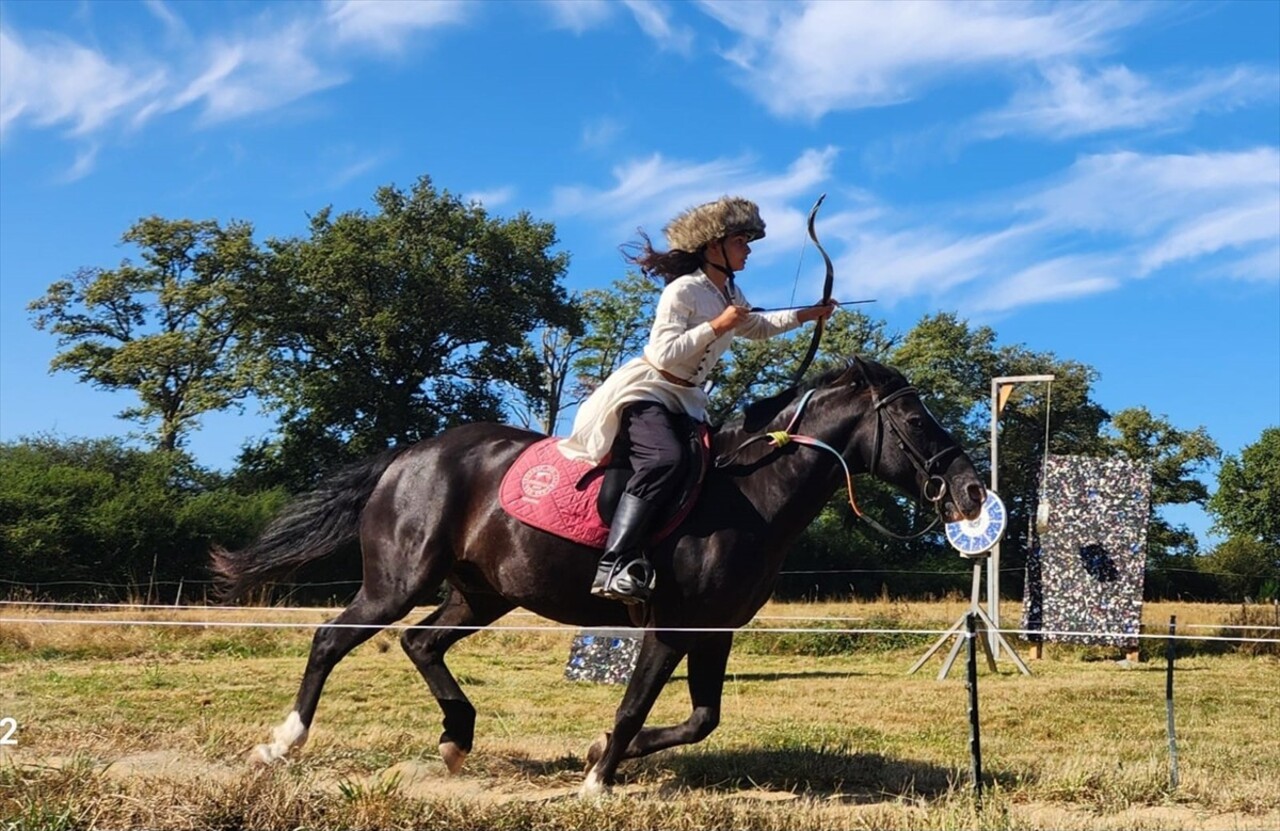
left=213, top=357, right=986, bottom=794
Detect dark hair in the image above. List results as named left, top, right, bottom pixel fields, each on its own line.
left=621, top=230, right=704, bottom=285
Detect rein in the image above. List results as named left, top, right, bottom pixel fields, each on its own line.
left=714, top=384, right=954, bottom=541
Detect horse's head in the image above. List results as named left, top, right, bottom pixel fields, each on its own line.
left=829, top=357, right=985, bottom=523
left=735, top=356, right=986, bottom=525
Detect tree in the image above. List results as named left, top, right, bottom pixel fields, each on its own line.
left=1209, top=427, right=1280, bottom=549
left=505, top=272, right=660, bottom=437
left=570, top=272, right=660, bottom=399
left=0, top=436, right=283, bottom=599
left=505, top=321, right=585, bottom=435
left=1104, top=408, right=1220, bottom=565
left=243, top=177, right=577, bottom=488
left=28, top=217, right=266, bottom=451
left=1201, top=536, right=1278, bottom=601
left=708, top=309, right=897, bottom=425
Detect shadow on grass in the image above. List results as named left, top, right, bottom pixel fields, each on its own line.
left=666, top=746, right=957, bottom=797
left=495, top=744, right=1032, bottom=803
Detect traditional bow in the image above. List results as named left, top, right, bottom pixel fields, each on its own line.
left=790, top=193, right=835, bottom=386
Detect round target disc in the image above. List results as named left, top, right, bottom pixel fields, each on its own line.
left=945, top=491, right=1008, bottom=556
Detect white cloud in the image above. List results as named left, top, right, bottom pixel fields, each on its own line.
left=581, top=117, right=623, bottom=149
left=709, top=0, right=1143, bottom=119
left=550, top=147, right=839, bottom=265
left=171, top=21, right=345, bottom=123
left=58, top=142, right=101, bottom=183
left=967, top=255, right=1120, bottom=313
left=0, top=27, right=166, bottom=141
left=542, top=0, right=614, bottom=34
left=841, top=223, right=1036, bottom=302
left=542, top=0, right=693, bottom=51
left=1020, top=149, right=1279, bottom=240
left=467, top=187, right=517, bottom=208
left=324, top=0, right=469, bottom=52
left=324, top=153, right=385, bottom=190
left=973, top=63, right=1280, bottom=140
left=143, top=0, right=189, bottom=41
left=621, top=1, right=694, bottom=54
left=834, top=147, right=1280, bottom=314
left=2, top=1, right=470, bottom=147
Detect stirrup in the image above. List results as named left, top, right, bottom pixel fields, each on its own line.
left=591, top=556, right=656, bottom=605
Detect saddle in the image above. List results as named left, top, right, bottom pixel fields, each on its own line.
left=499, top=423, right=710, bottom=549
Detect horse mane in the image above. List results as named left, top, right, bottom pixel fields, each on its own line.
left=719, top=356, right=904, bottom=436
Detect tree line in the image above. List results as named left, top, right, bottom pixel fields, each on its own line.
left=2, top=176, right=1276, bottom=603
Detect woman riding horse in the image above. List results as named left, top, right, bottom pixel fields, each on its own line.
left=560, top=196, right=835, bottom=604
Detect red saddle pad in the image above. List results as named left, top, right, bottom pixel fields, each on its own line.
left=499, top=434, right=707, bottom=549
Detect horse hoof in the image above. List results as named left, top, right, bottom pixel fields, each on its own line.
left=583, top=731, right=610, bottom=774
left=249, top=743, right=281, bottom=766
left=440, top=741, right=468, bottom=774
left=579, top=767, right=611, bottom=798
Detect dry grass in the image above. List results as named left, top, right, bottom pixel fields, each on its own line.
left=1, top=599, right=1277, bottom=830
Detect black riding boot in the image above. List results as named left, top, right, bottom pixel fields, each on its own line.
left=591, top=493, right=658, bottom=605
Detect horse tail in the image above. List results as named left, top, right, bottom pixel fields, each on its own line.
left=211, top=447, right=407, bottom=602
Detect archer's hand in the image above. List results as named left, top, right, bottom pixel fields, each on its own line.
left=798, top=298, right=838, bottom=323
left=710, top=304, right=750, bottom=336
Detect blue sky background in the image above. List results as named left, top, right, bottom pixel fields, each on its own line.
left=1, top=0, right=1277, bottom=547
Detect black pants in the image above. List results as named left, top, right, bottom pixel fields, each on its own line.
left=615, top=401, right=686, bottom=505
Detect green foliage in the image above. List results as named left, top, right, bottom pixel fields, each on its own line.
left=28, top=217, right=267, bottom=451
left=571, top=271, right=660, bottom=396
left=1208, top=427, right=1280, bottom=549
left=708, top=309, right=895, bottom=424
left=243, top=176, right=577, bottom=488
left=1202, top=536, right=1279, bottom=601
left=502, top=271, right=657, bottom=436
left=1103, top=408, right=1220, bottom=564
left=0, top=436, right=284, bottom=599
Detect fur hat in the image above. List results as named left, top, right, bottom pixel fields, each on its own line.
left=664, top=196, right=766, bottom=253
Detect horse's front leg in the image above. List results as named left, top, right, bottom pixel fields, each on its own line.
left=584, top=632, right=731, bottom=773
left=580, top=630, right=686, bottom=796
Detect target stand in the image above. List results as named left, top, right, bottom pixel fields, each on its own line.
left=908, top=492, right=1031, bottom=680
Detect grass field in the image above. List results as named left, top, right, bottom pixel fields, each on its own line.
left=1, top=598, right=1277, bottom=830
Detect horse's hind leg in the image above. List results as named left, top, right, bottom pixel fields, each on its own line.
left=585, top=631, right=731, bottom=773
left=400, top=588, right=514, bottom=773
left=254, top=588, right=416, bottom=764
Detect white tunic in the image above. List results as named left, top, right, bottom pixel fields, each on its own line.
left=558, top=270, right=803, bottom=464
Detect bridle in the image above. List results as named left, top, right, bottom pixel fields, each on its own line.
left=715, top=380, right=961, bottom=540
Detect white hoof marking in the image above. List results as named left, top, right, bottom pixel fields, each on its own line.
left=252, top=711, right=308, bottom=764
left=580, top=767, right=609, bottom=797
left=439, top=741, right=468, bottom=774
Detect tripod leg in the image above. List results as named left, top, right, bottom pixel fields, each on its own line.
left=908, top=617, right=965, bottom=675
left=976, top=606, right=1032, bottom=675
left=937, top=626, right=968, bottom=680
left=976, top=618, right=997, bottom=672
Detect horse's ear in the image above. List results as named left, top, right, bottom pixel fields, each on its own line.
left=839, top=356, right=867, bottom=389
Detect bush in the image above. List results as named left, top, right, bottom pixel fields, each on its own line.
left=0, top=436, right=285, bottom=601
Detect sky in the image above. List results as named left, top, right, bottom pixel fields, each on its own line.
left=1, top=0, right=1277, bottom=547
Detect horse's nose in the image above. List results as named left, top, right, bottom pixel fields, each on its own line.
left=966, top=481, right=986, bottom=516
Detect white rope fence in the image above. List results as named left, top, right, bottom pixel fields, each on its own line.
left=2, top=603, right=1276, bottom=644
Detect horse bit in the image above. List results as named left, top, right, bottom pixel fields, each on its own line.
left=715, top=384, right=959, bottom=540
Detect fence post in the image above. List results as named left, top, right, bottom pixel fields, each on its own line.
left=965, top=612, right=984, bottom=802
left=1165, top=614, right=1179, bottom=790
